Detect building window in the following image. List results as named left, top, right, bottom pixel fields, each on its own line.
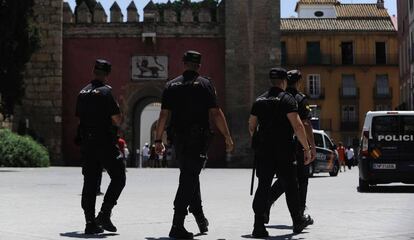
left=375, top=42, right=386, bottom=64
left=375, top=105, right=391, bottom=111
left=341, top=42, right=354, bottom=65
left=342, top=74, right=357, bottom=96
left=307, top=74, right=321, bottom=97
left=314, top=11, right=324, bottom=17
left=376, top=74, right=389, bottom=95
left=342, top=105, right=357, bottom=122
left=307, top=42, right=321, bottom=64
left=281, top=41, right=287, bottom=66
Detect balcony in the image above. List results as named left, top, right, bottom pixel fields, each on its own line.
left=305, top=87, right=325, bottom=100
left=281, top=54, right=398, bottom=67
left=320, top=118, right=332, bottom=131
left=339, top=88, right=359, bottom=100
left=373, top=87, right=393, bottom=100
left=341, top=120, right=359, bottom=131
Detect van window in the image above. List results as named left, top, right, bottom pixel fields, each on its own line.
left=372, top=116, right=399, bottom=139
left=314, top=133, right=324, bottom=148
left=403, top=116, right=414, bottom=134
left=324, top=135, right=334, bottom=149
left=372, top=116, right=414, bottom=139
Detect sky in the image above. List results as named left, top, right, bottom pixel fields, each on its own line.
left=65, top=0, right=397, bottom=20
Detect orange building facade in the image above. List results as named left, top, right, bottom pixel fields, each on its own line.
left=281, top=0, right=399, bottom=146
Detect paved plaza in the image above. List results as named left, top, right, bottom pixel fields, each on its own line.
left=0, top=167, right=413, bottom=240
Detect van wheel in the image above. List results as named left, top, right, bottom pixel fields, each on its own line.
left=329, top=162, right=339, bottom=177
left=358, top=178, right=369, bottom=192
left=308, top=164, right=314, bottom=177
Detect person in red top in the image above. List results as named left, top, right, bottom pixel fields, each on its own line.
left=337, top=142, right=346, bottom=172
left=117, top=136, right=126, bottom=159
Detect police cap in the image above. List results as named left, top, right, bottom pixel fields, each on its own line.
left=94, top=59, right=112, bottom=74
left=287, top=70, right=302, bottom=85
left=183, top=51, right=202, bottom=64
left=269, top=67, right=287, bottom=80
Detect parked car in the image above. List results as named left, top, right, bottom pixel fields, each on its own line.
left=309, top=130, right=340, bottom=177
left=358, top=111, right=414, bottom=192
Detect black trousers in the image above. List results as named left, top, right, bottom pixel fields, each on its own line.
left=253, top=146, right=301, bottom=223
left=81, top=141, right=126, bottom=221
left=172, top=134, right=206, bottom=216
left=269, top=150, right=309, bottom=215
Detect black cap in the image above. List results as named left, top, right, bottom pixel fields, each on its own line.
left=94, top=59, right=112, bottom=74
left=269, top=67, right=287, bottom=80
left=287, top=70, right=302, bottom=84
left=183, top=51, right=202, bottom=64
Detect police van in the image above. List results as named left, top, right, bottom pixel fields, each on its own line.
left=358, top=111, right=414, bottom=191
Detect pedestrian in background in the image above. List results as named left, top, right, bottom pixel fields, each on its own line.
left=345, top=146, right=354, bottom=170
left=337, top=142, right=346, bottom=172
left=149, top=145, right=159, bottom=168
left=142, top=143, right=150, bottom=167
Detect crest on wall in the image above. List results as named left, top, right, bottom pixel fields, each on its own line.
left=131, top=56, right=168, bottom=80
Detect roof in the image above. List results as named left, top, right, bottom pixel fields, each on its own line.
left=281, top=18, right=396, bottom=32
left=335, top=4, right=389, bottom=18
left=295, top=0, right=339, bottom=11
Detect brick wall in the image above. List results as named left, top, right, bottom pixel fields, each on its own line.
left=14, top=0, right=63, bottom=165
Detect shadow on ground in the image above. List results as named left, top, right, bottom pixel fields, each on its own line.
left=60, top=232, right=119, bottom=239
left=359, top=185, right=414, bottom=193
left=241, top=232, right=307, bottom=240
left=0, top=170, right=19, bottom=172
left=265, top=225, right=292, bottom=230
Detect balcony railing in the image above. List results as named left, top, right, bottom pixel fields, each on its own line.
left=373, top=87, right=393, bottom=99
left=339, top=88, right=359, bottom=99
left=281, top=54, right=398, bottom=66
left=341, top=120, right=359, bottom=131
left=304, top=87, right=325, bottom=100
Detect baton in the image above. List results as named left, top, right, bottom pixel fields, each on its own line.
left=250, top=165, right=255, bottom=196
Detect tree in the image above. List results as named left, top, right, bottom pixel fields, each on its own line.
left=0, top=0, right=40, bottom=117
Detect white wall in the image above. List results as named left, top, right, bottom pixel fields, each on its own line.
left=297, top=5, right=337, bottom=18
left=139, top=103, right=161, bottom=149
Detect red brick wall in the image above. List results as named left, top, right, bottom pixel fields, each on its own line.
left=62, top=37, right=226, bottom=166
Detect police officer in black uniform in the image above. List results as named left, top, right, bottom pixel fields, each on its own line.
left=248, top=68, right=313, bottom=237
left=154, top=51, right=234, bottom=239
left=75, top=59, right=126, bottom=235
left=265, top=70, right=317, bottom=224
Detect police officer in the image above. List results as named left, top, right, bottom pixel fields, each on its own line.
left=75, top=59, right=126, bottom=235
left=248, top=68, right=313, bottom=237
left=265, top=70, right=317, bottom=224
left=154, top=50, right=234, bottom=239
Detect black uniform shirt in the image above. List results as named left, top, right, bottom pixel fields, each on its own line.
left=251, top=87, right=298, bottom=144
left=76, top=80, right=120, bottom=129
left=286, top=87, right=311, bottom=121
left=161, top=70, right=218, bottom=131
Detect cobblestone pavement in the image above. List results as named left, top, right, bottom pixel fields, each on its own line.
left=0, top=167, right=413, bottom=240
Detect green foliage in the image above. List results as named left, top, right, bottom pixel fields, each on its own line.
left=156, top=0, right=219, bottom=22
left=0, top=0, right=40, bottom=117
left=0, top=129, right=49, bottom=167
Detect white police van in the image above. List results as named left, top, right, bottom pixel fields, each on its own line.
left=309, top=130, right=339, bottom=177
left=358, top=111, right=414, bottom=191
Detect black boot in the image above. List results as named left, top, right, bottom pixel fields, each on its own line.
left=96, top=211, right=117, bottom=232
left=193, top=213, right=209, bottom=233
left=252, top=215, right=269, bottom=238
left=84, top=213, right=103, bottom=235
left=264, top=202, right=272, bottom=224
left=85, top=221, right=104, bottom=235
left=169, top=214, right=194, bottom=239
left=293, top=215, right=313, bottom=234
